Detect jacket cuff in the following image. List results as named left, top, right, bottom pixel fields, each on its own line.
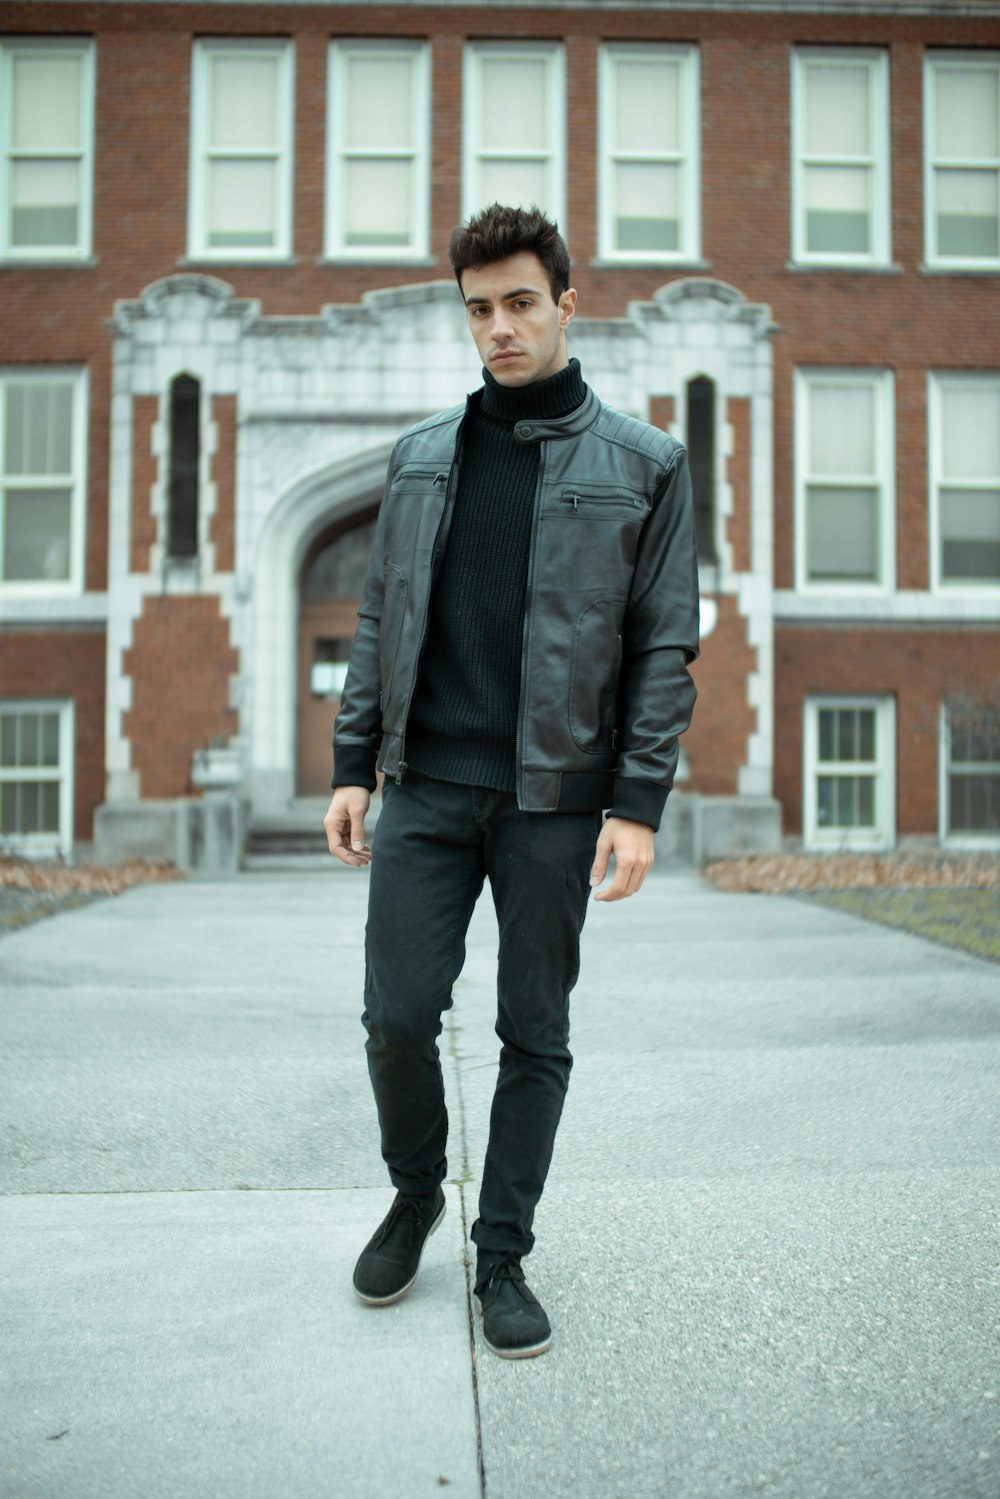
left=331, top=745, right=379, bottom=792
left=607, top=777, right=668, bottom=832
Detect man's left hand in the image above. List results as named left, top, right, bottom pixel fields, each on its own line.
left=589, top=817, right=655, bottom=902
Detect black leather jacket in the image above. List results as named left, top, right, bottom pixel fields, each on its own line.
left=333, top=384, right=699, bottom=830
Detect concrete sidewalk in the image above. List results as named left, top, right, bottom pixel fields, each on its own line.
left=2, top=866, right=998, bottom=1499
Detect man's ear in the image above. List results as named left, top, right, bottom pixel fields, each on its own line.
left=559, top=287, right=578, bottom=331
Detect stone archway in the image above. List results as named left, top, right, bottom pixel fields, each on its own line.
left=247, top=445, right=393, bottom=815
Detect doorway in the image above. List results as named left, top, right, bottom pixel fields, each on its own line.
left=296, top=509, right=378, bottom=795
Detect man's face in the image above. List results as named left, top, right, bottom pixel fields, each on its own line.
left=461, top=251, right=577, bottom=387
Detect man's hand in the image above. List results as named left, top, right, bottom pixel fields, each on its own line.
left=324, top=786, right=372, bottom=867
left=589, top=816, right=655, bottom=902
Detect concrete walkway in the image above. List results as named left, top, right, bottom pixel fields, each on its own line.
left=2, top=865, right=998, bottom=1499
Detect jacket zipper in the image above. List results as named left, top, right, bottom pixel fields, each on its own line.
left=562, top=491, right=640, bottom=512
left=516, top=446, right=548, bottom=807
left=395, top=467, right=451, bottom=784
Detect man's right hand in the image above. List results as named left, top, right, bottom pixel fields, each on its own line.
left=324, top=786, right=372, bottom=867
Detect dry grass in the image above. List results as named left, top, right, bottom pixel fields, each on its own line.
left=704, top=850, right=1000, bottom=894
left=0, top=858, right=184, bottom=897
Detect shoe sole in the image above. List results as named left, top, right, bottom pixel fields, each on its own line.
left=478, top=1303, right=552, bottom=1360
left=353, top=1199, right=446, bottom=1307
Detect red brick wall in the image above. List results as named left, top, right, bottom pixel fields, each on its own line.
left=122, top=597, right=238, bottom=799
left=775, top=626, right=999, bottom=836
left=683, top=595, right=757, bottom=797
left=726, top=398, right=752, bottom=576
left=0, top=631, right=106, bottom=841
left=131, top=395, right=158, bottom=574
left=210, top=396, right=237, bottom=574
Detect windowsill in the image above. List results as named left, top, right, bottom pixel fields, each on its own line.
left=773, top=590, right=1000, bottom=622
left=316, top=255, right=438, bottom=269
left=785, top=260, right=903, bottom=275
left=0, top=256, right=97, bottom=270
left=590, top=258, right=712, bottom=272
left=920, top=262, right=1000, bottom=277
left=0, top=592, right=107, bottom=624
left=177, top=256, right=299, bottom=269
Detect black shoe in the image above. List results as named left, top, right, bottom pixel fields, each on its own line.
left=475, top=1254, right=552, bottom=1359
left=353, top=1187, right=446, bottom=1306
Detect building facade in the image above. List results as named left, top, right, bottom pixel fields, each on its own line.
left=1, top=0, right=998, bottom=863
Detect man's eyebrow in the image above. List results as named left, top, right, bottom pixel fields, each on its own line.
left=464, top=286, right=544, bottom=306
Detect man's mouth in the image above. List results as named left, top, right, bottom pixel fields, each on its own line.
left=491, top=350, right=523, bottom=362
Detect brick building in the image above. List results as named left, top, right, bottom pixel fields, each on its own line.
left=1, top=0, right=998, bottom=864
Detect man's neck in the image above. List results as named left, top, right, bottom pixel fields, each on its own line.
left=480, top=358, right=587, bottom=423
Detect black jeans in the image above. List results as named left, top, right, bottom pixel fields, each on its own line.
left=362, top=771, right=600, bottom=1258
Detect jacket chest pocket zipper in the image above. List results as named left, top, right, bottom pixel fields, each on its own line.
left=561, top=490, right=641, bottom=513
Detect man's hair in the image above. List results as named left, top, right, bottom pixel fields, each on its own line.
left=448, top=203, right=571, bottom=304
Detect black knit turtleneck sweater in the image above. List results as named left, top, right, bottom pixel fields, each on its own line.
left=404, top=358, right=588, bottom=793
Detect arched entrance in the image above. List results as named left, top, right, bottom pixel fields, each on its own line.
left=296, top=509, right=378, bottom=794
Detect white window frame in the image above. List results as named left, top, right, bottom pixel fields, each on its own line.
left=0, top=698, right=75, bottom=857
left=188, top=39, right=295, bottom=263
left=791, top=48, right=891, bottom=268
left=597, top=43, right=700, bottom=265
left=794, top=368, right=895, bottom=594
left=462, top=42, right=565, bottom=231
left=0, top=366, right=88, bottom=597
left=803, top=695, right=896, bottom=852
left=924, top=51, right=1000, bottom=270
left=939, top=702, right=1000, bottom=848
left=928, top=371, right=1000, bottom=592
left=0, top=37, right=95, bottom=262
left=325, top=40, right=430, bottom=262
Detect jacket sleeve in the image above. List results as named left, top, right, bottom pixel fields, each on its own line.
left=330, top=457, right=395, bottom=791
left=609, top=445, right=700, bottom=830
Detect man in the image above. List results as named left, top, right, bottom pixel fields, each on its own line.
left=324, top=204, right=698, bottom=1359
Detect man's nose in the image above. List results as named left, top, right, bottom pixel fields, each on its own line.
left=492, top=309, right=515, bottom=341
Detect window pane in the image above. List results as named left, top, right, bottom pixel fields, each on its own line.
left=480, top=60, right=547, bottom=152
left=0, top=782, right=14, bottom=831
left=810, top=383, right=875, bottom=475
left=10, top=160, right=80, bottom=248
left=12, top=55, right=82, bottom=150
left=39, top=779, right=60, bottom=834
left=807, top=486, right=879, bottom=581
left=858, top=708, right=876, bottom=762
left=856, top=775, right=875, bottom=826
left=613, top=162, right=680, bottom=251
left=941, top=387, right=1000, bottom=477
left=805, top=64, right=870, bottom=156
left=940, top=489, right=1000, bottom=580
left=3, top=488, right=73, bottom=581
left=936, top=168, right=1000, bottom=258
left=207, top=160, right=276, bottom=247
left=345, top=56, right=414, bottom=150
left=20, top=713, right=39, bottom=766
left=0, top=715, right=15, bottom=768
left=478, top=159, right=548, bottom=214
left=40, top=712, right=60, bottom=768
left=209, top=56, right=279, bottom=149
left=935, top=68, right=999, bottom=158
left=818, top=708, right=835, bottom=761
left=817, top=775, right=836, bottom=826
left=951, top=772, right=1000, bottom=832
left=343, top=159, right=412, bottom=246
left=804, top=165, right=870, bottom=253
left=837, top=710, right=857, bottom=762
left=5, top=383, right=74, bottom=476
left=614, top=59, right=681, bottom=153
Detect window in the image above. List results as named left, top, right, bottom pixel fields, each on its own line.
left=326, top=41, right=429, bottom=260
left=0, top=369, right=86, bottom=592
left=804, top=697, right=895, bottom=850
left=168, top=374, right=200, bottom=559
left=686, top=376, right=716, bottom=563
left=189, top=40, right=294, bottom=260
left=0, top=39, right=95, bottom=261
left=0, top=700, right=74, bottom=855
left=942, top=702, right=1000, bottom=843
left=598, top=45, right=700, bottom=262
left=463, top=44, right=564, bottom=227
left=925, top=53, right=1000, bottom=266
left=792, top=50, right=891, bottom=265
left=795, top=369, right=894, bottom=590
left=929, top=374, right=1000, bottom=587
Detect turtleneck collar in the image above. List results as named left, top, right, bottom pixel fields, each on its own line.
left=480, top=357, right=587, bottom=423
